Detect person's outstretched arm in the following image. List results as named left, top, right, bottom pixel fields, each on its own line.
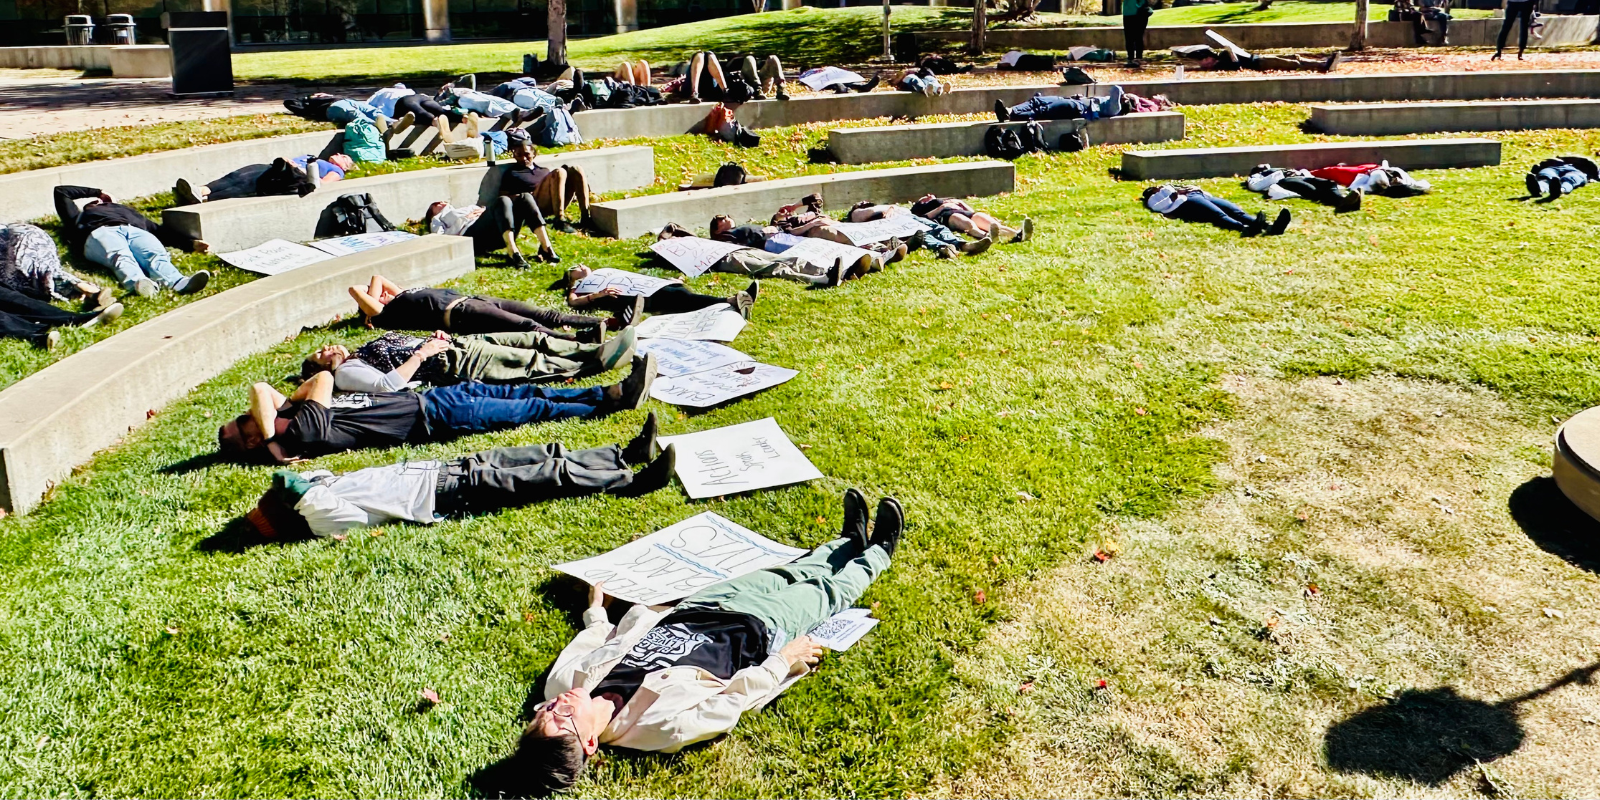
left=349, top=285, right=386, bottom=318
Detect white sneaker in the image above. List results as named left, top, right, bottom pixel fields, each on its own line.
left=81, top=302, right=123, bottom=329
left=133, top=278, right=158, bottom=298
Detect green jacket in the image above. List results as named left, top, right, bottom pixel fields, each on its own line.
left=1124, top=0, right=1150, bottom=16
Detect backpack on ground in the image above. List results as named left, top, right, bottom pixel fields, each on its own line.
left=343, top=119, right=386, bottom=163
left=580, top=78, right=614, bottom=107
left=722, top=78, right=761, bottom=104
left=714, top=162, right=750, bottom=187
left=1060, top=125, right=1090, bottom=153
left=984, top=125, right=1027, bottom=160
left=317, top=192, right=398, bottom=238
left=255, top=157, right=316, bottom=197
left=529, top=105, right=582, bottom=147
left=283, top=95, right=335, bottom=122
left=1016, top=121, right=1047, bottom=155
left=1061, top=66, right=1097, bottom=85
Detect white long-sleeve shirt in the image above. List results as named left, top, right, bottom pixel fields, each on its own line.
left=429, top=204, right=485, bottom=237
left=543, top=604, right=805, bottom=753
left=332, top=358, right=420, bottom=394
left=367, top=84, right=416, bottom=118
left=1144, top=185, right=1188, bottom=214
left=291, top=461, right=441, bottom=537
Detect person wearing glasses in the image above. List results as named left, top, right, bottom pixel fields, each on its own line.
left=509, top=489, right=905, bottom=795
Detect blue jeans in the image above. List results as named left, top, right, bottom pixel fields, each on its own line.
left=1537, top=165, right=1588, bottom=193
left=912, top=216, right=965, bottom=248
left=1169, top=193, right=1256, bottom=232
left=421, top=381, right=605, bottom=435
left=84, top=226, right=181, bottom=290
left=327, top=99, right=382, bottom=126
left=1007, top=85, right=1123, bottom=121
left=899, top=74, right=934, bottom=93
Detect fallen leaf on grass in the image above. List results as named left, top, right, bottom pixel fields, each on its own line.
left=1018, top=681, right=1034, bottom=694
left=145, top=409, right=157, bottom=419
left=165, top=626, right=178, bottom=635
left=973, top=590, right=987, bottom=604
left=1305, top=584, right=1321, bottom=598
left=369, top=528, right=385, bottom=537
left=1016, top=491, right=1034, bottom=502
left=1094, top=679, right=1108, bottom=690
left=1134, top=407, right=1147, bottom=416
left=420, top=688, right=440, bottom=705
left=1542, top=608, right=1565, bottom=619
left=936, top=381, right=954, bottom=390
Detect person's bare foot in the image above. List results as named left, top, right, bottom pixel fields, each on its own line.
left=192, top=240, right=211, bottom=254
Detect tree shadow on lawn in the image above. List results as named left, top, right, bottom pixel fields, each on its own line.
left=1507, top=476, right=1600, bottom=574
left=1324, top=661, right=1600, bottom=785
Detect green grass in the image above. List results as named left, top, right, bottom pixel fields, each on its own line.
left=0, top=115, right=333, bottom=176
left=1148, top=0, right=1493, bottom=26
left=0, top=101, right=1597, bottom=797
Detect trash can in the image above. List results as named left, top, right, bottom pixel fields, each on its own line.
left=106, top=14, right=138, bottom=45
left=162, top=11, right=233, bottom=97
left=64, top=15, right=94, bottom=45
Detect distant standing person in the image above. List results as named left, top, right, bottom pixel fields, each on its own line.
left=1494, top=0, right=1535, bottom=60
left=1123, top=0, right=1152, bottom=66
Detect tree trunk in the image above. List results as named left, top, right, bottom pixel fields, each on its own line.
left=1350, top=0, right=1368, bottom=49
left=970, top=0, right=987, bottom=55
left=547, top=0, right=568, bottom=65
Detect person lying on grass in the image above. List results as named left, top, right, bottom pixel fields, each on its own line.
left=1171, top=43, right=1342, bottom=73
left=52, top=185, right=211, bottom=298
left=349, top=275, right=615, bottom=341
left=243, top=412, right=676, bottom=540
left=1142, top=184, right=1291, bottom=237
left=994, top=86, right=1126, bottom=123
left=707, top=214, right=886, bottom=282
left=845, top=201, right=992, bottom=260
left=215, top=354, right=657, bottom=465
left=910, top=194, right=1033, bottom=245
left=174, top=154, right=354, bottom=205
left=765, top=195, right=910, bottom=267
left=1245, top=164, right=1363, bottom=213
left=656, top=223, right=845, bottom=288
left=300, top=328, right=638, bottom=394
left=1525, top=154, right=1598, bottom=200
left=562, top=265, right=756, bottom=322
left=511, top=488, right=903, bottom=795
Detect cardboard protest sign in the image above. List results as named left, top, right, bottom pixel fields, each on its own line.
left=808, top=608, right=879, bottom=651
left=217, top=239, right=333, bottom=275
left=651, top=362, right=798, bottom=408
left=552, top=511, right=805, bottom=604
left=649, top=236, right=745, bottom=278
left=832, top=216, right=922, bottom=246
left=636, top=338, right=752, bottom=378
left=572, top=267, right=677, bottom=298
left=307, top=230, right=418, bottom=256
left=634, top=305, right=747, bottom=342
left=799, top=66, right=864, bottom=91
left=658, top=417, right=823, bottom=499
left=768, top=236, right=880, bottom=271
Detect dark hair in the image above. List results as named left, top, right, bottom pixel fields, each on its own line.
left=1140, top=185, right=1161, bottom=200
left=910, top=197, right=942, bottom=217
left=422, top=201, right=447, bottom=229
left=709, top=214, right=732, bottom=234
left=513, top=725, right=588, bottom=795
left=217, top=415, right=252, bottom=457
left=300, top=357, right=324, bottom=382
left=247, top=490, right=313, bottom=540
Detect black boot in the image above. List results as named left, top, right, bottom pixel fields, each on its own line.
left=623, top=411, right=659, bottom=465
left=994, top=98, right=1010, bottom=122
left=841, top=488, right=869, bottom=551
left=613, top=444, right=676, bottom=497
left=870, top=497, right=903, bottom=557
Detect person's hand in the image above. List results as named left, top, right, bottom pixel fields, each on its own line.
left=432, top=330, right=450, bottom=340
left=596, top=287, right=623, bottom=298
left=779, top=636, right=824, bottom=671
left=98, top=192, right=114, bottom=204
left=589, top=581, right=607, bottom=609
left=415, top=338, right=450, bottom=358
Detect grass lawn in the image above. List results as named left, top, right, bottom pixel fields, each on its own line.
left=0, top=100, right=1597, bottom=797
left=1148, top=0, right=1493, bottom=25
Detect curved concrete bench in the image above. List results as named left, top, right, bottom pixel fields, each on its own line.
left=1120, top=137, right=1501, bottom=180
left=163, top=145, right=656, bottom=251
left=1553, top=405, right=1600, bottom=523
left=1309, top=100, right=1600, bottom=136
left=590, top=161, right=1016, bottom=240
left=0, top=44, right=171, bottom=76
left=0, top=234, right=473, bottom=515
left=1107, top=69, right=1600, bottom=107
left=826, top=112, right=1184, bottom=165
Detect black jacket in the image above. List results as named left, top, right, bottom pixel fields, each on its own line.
left=1532, top=156, right=1600, bottom=181
left=53, top=185, right=195, bottom=254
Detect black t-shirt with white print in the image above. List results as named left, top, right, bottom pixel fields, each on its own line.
left=592, top=608, right=771, bottom=705
left=275, top=391, right=426, bottom=459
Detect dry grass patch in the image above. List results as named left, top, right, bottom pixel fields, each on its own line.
left=925, top=374, right=1600, bottom=799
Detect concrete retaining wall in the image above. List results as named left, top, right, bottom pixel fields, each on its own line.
left=0, top=130, right=342, bottom=224
left=827, top=111, right=1184, bottom=164
left=1309, top=99, right=1600, bottom=135
left=591, top=161, right=1016, bottom=239
left=915, top=16, right=1598, bottom=51
left=0, top=234, right=474, bottom=515
left=164, top=145, right=656, bottom=251
left=1120, top=137, right=1502, bottom=180
left=0, top=44, right=171, bottom=76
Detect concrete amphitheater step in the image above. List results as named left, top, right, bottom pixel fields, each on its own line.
left=826, top=112, right=1184, bottom=164
left=1119, top=137, right=1501, bottom=180
left=1309, top=99, right=1600, bottom=136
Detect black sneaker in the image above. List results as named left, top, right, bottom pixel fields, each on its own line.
left=173, top=270, right=210, bottom=295
left=507, top=251, right=531, bottom=269
left=731, top=290, right=753, bottom=320
left=826, top=258, right=845, bottom=288
left=858, top=75, right=881, bottom=92
left=1550, top=179, right=1567, bottom=200
left=870, top=497, right=903, bottom=558
left=538, top=246, right=562, bottom=264
left=551, top=219, right=579, bottom=234
left=174, top=178, right=202, bottom=206
left=609, top=353, right=657, bottom=412
left=613, top=444, right=676, bottom=497
left=623, top=410, right=659, bottom=465
left=1267, top=208, right=1292, bottom=236
left=841, top=488, right=869, bottom=551
left=906, top=229, right=927, bottom=252
left=577, top=324, right=606, bottom=344
left=994, top=98, right=1010, bottom=122
left=745, top=280, right=759, bottom=304
left=1526, top=173, right=1545, bottom=198
left=618, top=294, right=646, bottom=328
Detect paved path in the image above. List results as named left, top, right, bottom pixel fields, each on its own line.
left=0, top=74, right=374, bottom=139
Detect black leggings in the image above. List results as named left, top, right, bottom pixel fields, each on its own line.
left=449, top=296, right=602, bottom=338
left=596, top=283, right=728, bottom=316
left=1123, top=14, right=1148, bottom=60
left=1497, top=1, right=1534, bottom=54
left=395, top=94, right=464, bottom=127
left=0, top=285, right=94, bottom=346
left=1276, top=176, right=1348, bottom=206
left=465, top=194, right=546, bottom=255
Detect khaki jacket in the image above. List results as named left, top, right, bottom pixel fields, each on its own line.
left=544, top=604, right=805, bottom=753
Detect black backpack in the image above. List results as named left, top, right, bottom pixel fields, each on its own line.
left=255, top=157, right=316, bottom=197
left=713, top=162, right=750, bottom=187
left=1016, top=122, right=1047, bottom=155
left=723, top=78, right=762, bottom=104
left=1060, top=125, right=1090, bottom=153
left=316, top=193, right=398, bottom=238
left=283, top=95, right=336, bottom=122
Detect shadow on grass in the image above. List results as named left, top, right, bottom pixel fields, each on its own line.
left=160, top=451, right=230, bottom=475
left=195, top=516, right=287, bottom=553
left=1507, top=476, right=1600, bottom=574
left=1324, top=661, right=1599, bottom=785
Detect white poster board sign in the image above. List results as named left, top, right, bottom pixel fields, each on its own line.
left=572, top=267, right=677, bottom=298
left=832, top=216, right=921, bottom=246
left=768, top=235, right=880, bottom=271
left=651, top=362, right=798, bottom=408
left=650, top=236, right=745, bottom=278
left=636, top=338, right=752, bottom=378
left=307, top=230, right=418, bottom=256
left=808, top=608, right=878, bottom=651
left=553, top=512, right=806, bottom=605
left=634, top=305, right=747, bottom=342
left=799, top=66, right=865, bottom=91
left=217, top=239, right=333, bottom=275
left=658, top=417, right=823, bottom=499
